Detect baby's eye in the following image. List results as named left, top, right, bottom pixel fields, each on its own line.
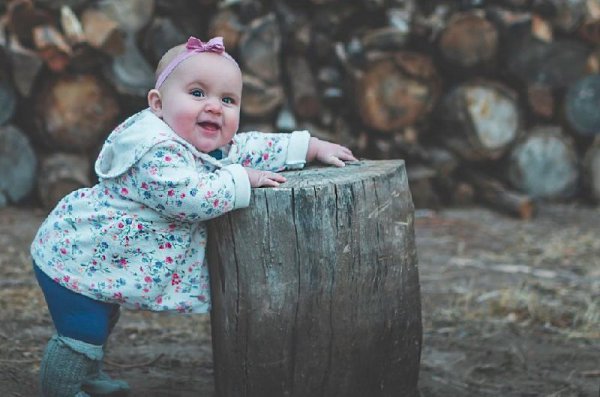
left=190, top=89, right=205, bottom=98
left=222, top=97, right=235, bottom=104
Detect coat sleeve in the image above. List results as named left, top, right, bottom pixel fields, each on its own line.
left=228, top=130, right=311, bottom=171
left=114, top=141, right=250, bottom=222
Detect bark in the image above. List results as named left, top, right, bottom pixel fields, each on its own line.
left=208, top=8, right=244, bottom=52
left=80, top=8, right=125, bottom=56
left=142, top=16, right=187, bottom=67
left=2, top=35, right=44, bottom=97
left=239, top=13, right=281, bottom=84
left=462, top=168, right=534, bottom=219
left=285, top=55, right=321, bottom=120
left=0, top=65, right=17, bottom=125
left=583, top=136, right=600, bottom=202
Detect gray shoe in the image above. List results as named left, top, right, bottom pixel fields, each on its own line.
left=82, top=368, right=130, bottom=396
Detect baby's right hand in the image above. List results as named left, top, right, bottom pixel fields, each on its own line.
left=244, top=167, right=287, bottom=188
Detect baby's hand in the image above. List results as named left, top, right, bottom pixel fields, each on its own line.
left=307, top=137, right=358, bottom=167
left=244, top=167, right=287, bottom=188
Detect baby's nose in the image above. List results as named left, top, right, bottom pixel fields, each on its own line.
left=205, top=97, right=222, bottom=113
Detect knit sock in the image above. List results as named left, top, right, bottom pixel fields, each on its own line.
left=39, top=334, right=103, bottom=397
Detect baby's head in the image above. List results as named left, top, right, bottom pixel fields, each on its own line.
left=148, top=37, right=243, bottom=153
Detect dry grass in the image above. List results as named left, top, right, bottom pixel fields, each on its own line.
left=441, top=283, right=600, bottom=339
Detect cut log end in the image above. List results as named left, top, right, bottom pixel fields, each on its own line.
left=35, top=74, right=120, bottom=152
left=356, top=53, right=439, bottom=132
left=508, top=126, right=579, bottom=200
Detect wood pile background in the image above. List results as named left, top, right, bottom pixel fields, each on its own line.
left=1, top=0, right=600, bottom=219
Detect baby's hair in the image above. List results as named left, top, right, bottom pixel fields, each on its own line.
left=155, top=44, right=187, bottom=82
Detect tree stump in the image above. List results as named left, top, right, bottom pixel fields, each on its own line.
left=208, top=160, right=422, bottom=397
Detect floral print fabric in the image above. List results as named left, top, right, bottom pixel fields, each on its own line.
left=31, top=109, right=308, bottom=313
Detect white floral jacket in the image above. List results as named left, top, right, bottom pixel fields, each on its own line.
left=31, top=108, right=310, bottom=313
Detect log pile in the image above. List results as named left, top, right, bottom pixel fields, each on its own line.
left=1, top=0, right=599, bottom=217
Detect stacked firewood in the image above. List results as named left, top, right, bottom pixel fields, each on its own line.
left=1, top=0, right=599, bottom=218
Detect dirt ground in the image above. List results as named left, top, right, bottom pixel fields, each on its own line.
left=0, top=203, right=598, bottom=397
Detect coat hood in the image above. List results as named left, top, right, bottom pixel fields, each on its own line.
left=95, top=109, right=222, bottom=179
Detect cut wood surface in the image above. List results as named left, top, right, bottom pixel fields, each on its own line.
left=240, top=73, right=284, bottom=118
left=564, top=74, right=600, bottom=137
left=438, top=10, right=498, bottom=71
left=105, top=32, right=155, bottom=97
left=208, top=160, right=421, bottom=397
left=34, top=74, right=120, bottom=152
left=356, top=52, right=440, bottom=133
left=507, top=126, right=579, bottom=200
left=81, top=8, right=125, bottom=56
left=0, top=124, right=37, bottom=208
left=437, top=80, right=521, bottom=161
left=37, top=152, right=91, bottom=210
left=506, top=35, right=590, bottom=90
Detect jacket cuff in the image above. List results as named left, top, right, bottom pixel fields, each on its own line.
left=223, top=164, right=251, bottom=209
left=286, top=130, right=311, bottom=170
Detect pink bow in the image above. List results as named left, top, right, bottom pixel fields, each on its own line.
left=186, top=37, right=225, bottom=54
left=155, top=36, right=236, bottom=89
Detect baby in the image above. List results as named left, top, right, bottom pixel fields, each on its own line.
left=31, top=36, right=356, bottom=396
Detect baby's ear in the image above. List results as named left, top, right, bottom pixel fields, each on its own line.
left=147, top=89, right=163, bottom=116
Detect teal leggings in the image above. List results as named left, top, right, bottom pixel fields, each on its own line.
left=34, top=263, right=119, bottom=345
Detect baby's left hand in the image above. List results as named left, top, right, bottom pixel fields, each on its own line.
left=307, top=138, right=358, bottom=167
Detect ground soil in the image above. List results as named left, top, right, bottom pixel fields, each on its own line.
left=0, top=203, right=598, bottom=397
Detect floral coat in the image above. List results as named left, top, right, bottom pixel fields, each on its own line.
left=31, top=108, right=310, bottom=313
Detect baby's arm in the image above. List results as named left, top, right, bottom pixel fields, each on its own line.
left=118, top=141, right=251, bottom=221
left=229, top=131, right=310, bottom=172
left=230, top=131, right=357, bottom=172
left=306, top=137, right=357, bottom=167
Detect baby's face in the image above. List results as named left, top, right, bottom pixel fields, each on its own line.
left=153, top=53, right=242, bottom=153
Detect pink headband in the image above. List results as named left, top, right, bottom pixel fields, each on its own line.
left=154, top=36, right=238, bottom=89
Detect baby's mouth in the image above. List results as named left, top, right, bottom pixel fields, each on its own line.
left=198, top=121, right=220, bottom=131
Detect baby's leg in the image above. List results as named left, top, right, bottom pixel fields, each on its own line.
left=83, top=307, right=131, bottom=395
left=33, top=264, right=129, bottom=395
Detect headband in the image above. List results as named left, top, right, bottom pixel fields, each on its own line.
left=154, top=36, right=238, bottom=89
